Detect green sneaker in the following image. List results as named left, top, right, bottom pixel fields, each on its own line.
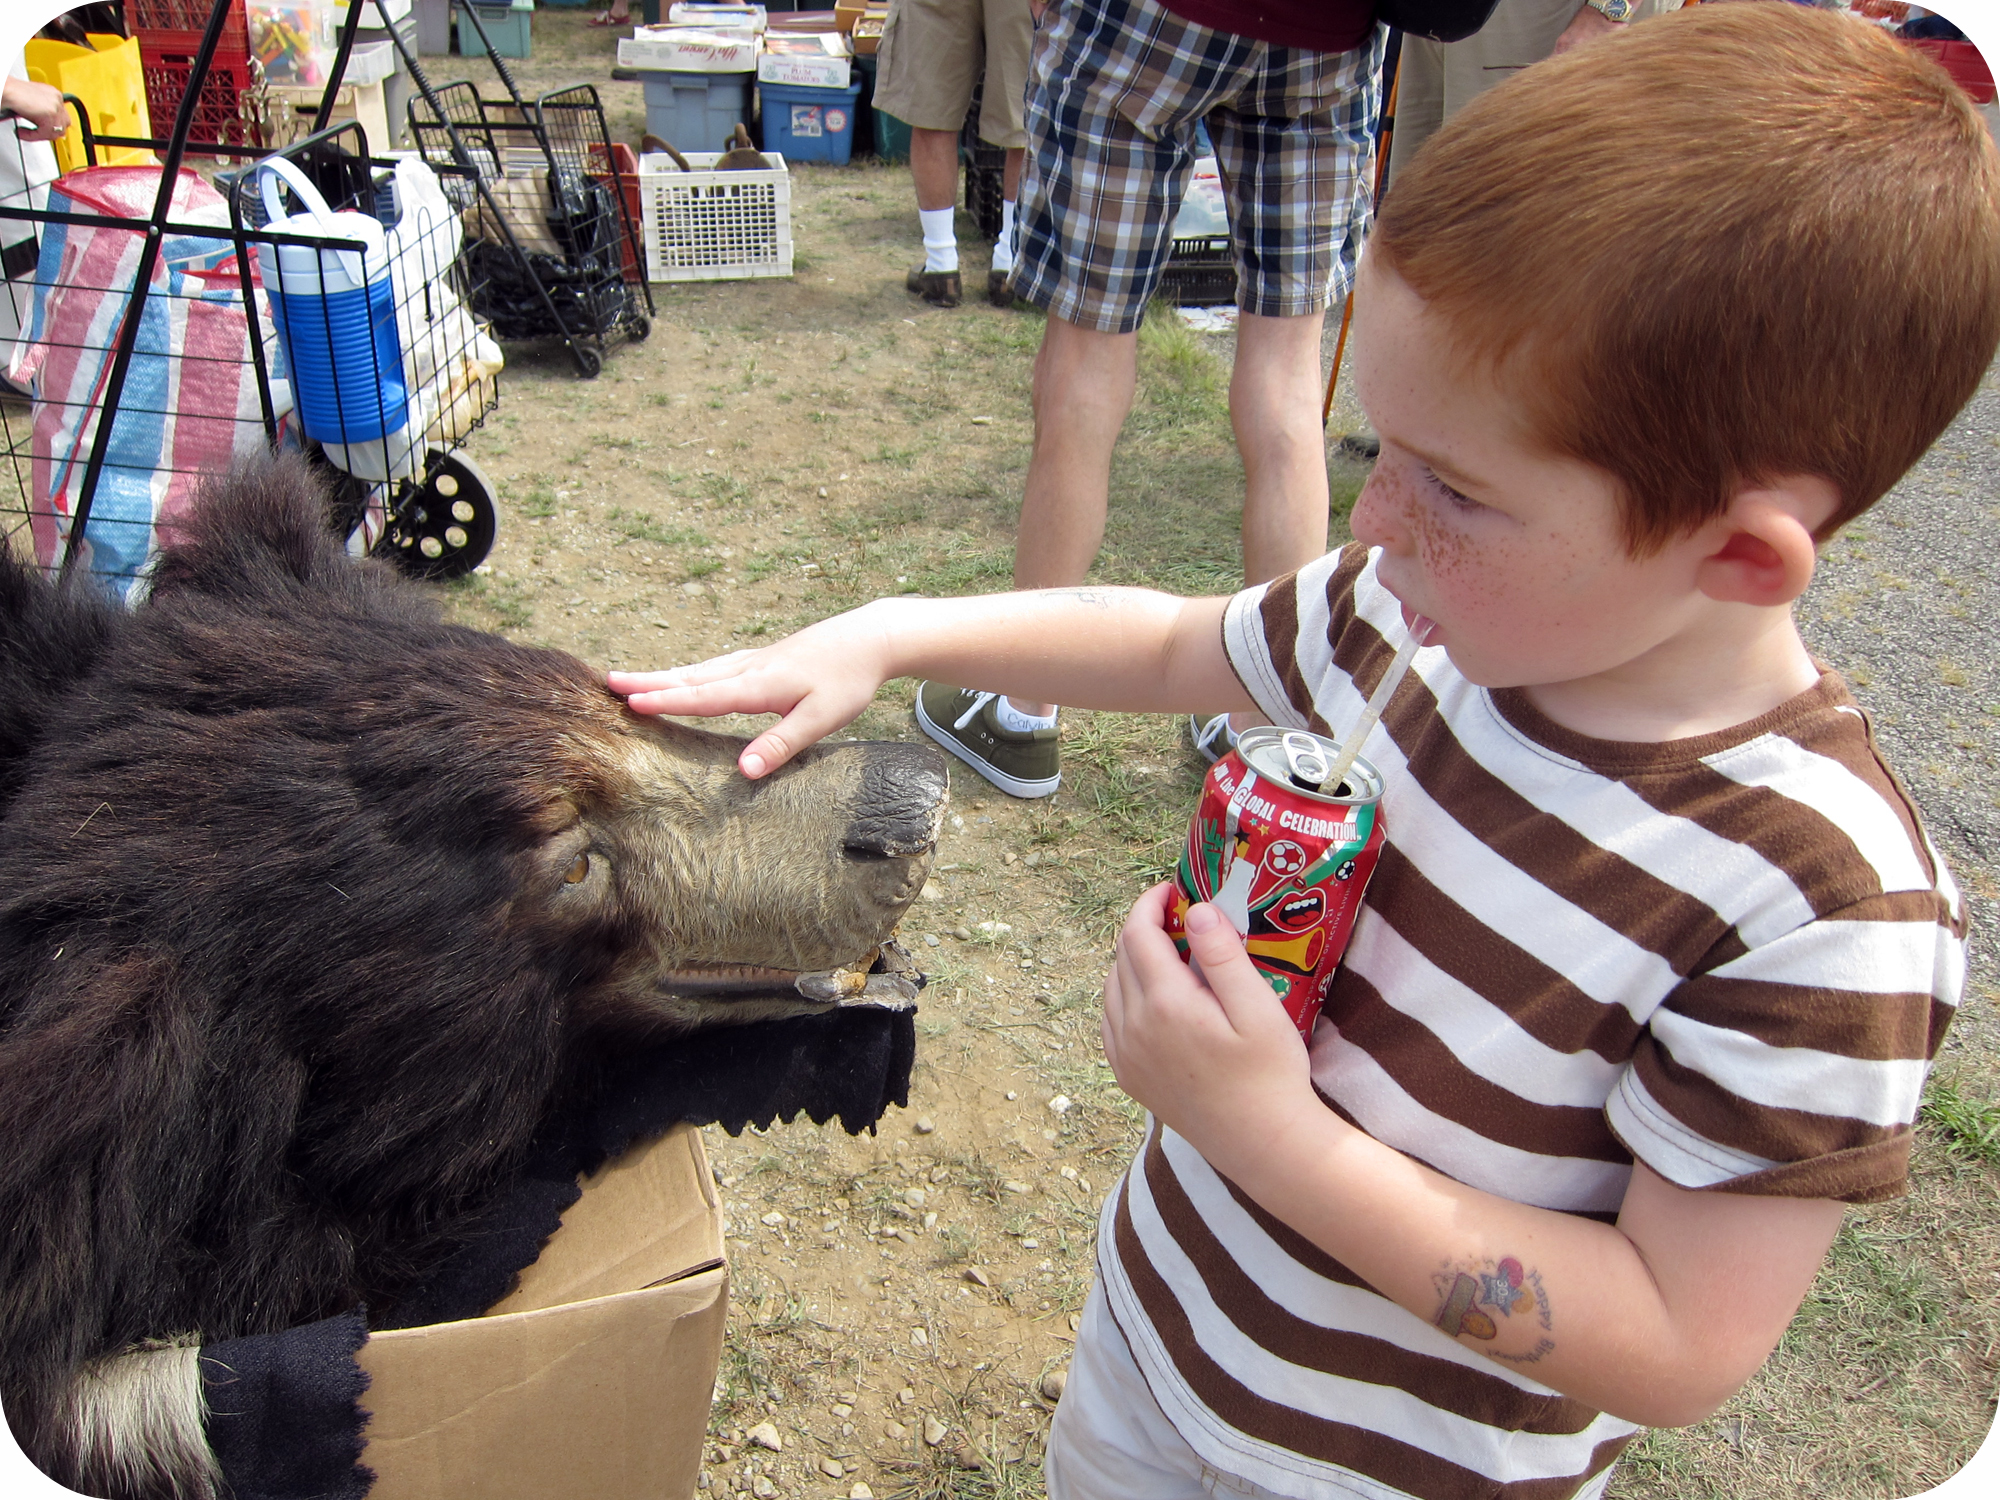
left=914, top=682, right=1060, bottom=799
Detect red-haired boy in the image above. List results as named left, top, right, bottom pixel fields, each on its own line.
left=612, top=8, right=1999, bottom=1496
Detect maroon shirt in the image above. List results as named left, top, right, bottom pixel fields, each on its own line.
left=1159, top=0, right=1378, bottom=52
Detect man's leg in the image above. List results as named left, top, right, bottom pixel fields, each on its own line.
left=916, top=0, right=1210, bottom=794
left=979, top=0, right=1036, bottom=297
left=988, top=146, right=1028, bottom=295
left=910, top=126, right=961, bottom=214
left=1004, top=316, right=1139, bottom=718
left=874, top=0, right=983, bottom=301
left=909, top=125, right=963, bottom=299
left=1231, top=309, right=1331, bottom=585
left=1199, top=27, right=1386, bottom=747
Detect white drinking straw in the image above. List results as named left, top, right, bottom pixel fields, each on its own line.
left=1321, top=615, right=1434, bottom=794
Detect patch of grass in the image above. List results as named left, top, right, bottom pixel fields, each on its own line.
left=1036, top=711, right=1203, bottom=937
left=1134, top=300, right=1226, bottom=427
left=1921, top=1076, right=2000, bottom=1162
left=934, top=1223, right=981, bottom=1265
left=698, top=473, right=752, bottom=507
left=902, top=540, right=1013, bottom=598
left=606, top=507, right=710, bottom=549
left=520, top=484, right=557, bottom=518
left=443, top=573, right=533, bottom=633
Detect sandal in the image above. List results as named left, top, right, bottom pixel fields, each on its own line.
left=588, top=10, right=630, bottom=26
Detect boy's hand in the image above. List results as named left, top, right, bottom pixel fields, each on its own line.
left=1102, top=886, right=1318, bottom=1166
left=607, top=603, right=895, bottom=778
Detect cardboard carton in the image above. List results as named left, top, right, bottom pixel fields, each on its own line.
left=620, top=26, right=760, bottom=72
left=758, top=39, right=852, bottom=91
left=356, top=1125, right=728, bottom=1500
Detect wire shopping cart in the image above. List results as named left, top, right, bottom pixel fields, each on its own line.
left=400, top=6, right=653, bottom=379
left=0, top=0, right=502, bottom=595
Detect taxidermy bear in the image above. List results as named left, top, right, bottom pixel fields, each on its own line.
left=0, top=456, right=947, bottom=1498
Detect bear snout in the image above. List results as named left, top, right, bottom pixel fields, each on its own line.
left=842, top=743, right=949, bottom=861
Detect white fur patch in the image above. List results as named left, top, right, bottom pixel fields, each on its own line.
left=64, top=1337, right=221, bottom=1500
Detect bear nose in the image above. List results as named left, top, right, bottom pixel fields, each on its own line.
left=843, top=743, right=949, bottom=859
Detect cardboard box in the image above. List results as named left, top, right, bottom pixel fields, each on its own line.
left=758, top=45, right=851, bottom=90
left=669, top=2, right=766, bottom=30
left=356, top=1125, right=728, bottom=1500
left=620, top=26, right=759, bottom=73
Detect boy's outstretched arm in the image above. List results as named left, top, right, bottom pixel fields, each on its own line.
left=608, top=588, right=1253, bottom=778
left=1104, top=889, right=1846, bottom=1430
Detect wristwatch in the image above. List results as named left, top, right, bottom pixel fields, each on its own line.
left=1585, top=0, right=1636, bottom=20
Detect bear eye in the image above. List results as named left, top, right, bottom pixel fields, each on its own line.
left=563, top=853, right=590, bottom=885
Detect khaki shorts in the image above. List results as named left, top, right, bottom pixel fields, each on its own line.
left=873, top=0, right=1035, bottom=148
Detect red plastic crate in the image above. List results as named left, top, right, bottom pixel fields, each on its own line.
left=590, top=141, right=645, bottom=281
left=130, top=0, right=250, bottom=37
left=1906, top=38, right=1996, bottom=106
left=133, top=0, right=256, bottom=151
left=132, top=0, right=252, bottom=63
left=143, top=54, right=261, bottom=151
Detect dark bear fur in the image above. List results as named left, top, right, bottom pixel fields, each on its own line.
left=0, top=457, right=938, bottom=1493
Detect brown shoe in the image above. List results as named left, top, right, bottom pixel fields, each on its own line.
left=905, top=265, right=962, bottom=308
left=987, top=268, right=1012, bottom=308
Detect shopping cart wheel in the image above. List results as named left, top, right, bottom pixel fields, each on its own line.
left=572, top=343, right=603, bottom=380
left=377, top=449, right=498, bottom=581
left=625, top=313, right=652, bottom=342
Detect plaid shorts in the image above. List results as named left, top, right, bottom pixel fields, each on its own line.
left=1013, top=0, right=1384, bottom=334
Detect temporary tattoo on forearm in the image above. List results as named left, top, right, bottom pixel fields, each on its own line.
left=1045, top=588, right=1117, bottom=608
left=1433, top=1255, right=1554, bottom=1362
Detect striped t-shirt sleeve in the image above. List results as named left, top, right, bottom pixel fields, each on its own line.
left=1224, top=545, right=1962, bottom=1203
left=1604, top=758, right=1966, bottom=1203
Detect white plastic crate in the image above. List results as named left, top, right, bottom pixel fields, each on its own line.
left=639, top=150, right=793, bottom=283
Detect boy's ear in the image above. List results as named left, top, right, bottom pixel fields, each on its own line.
left=1694, top=477, right=1839, bottom=609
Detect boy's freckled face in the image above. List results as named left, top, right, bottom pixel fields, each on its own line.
left=1348, top=263, right=1711, bottom=693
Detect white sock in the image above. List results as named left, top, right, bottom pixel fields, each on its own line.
left=996, top=697, right=1057, bottom=732
left=991, top=198, right=1018, bottom=274
left=919, top=207, right=958, bottom=273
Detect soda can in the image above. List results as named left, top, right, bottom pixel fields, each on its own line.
left=1165, top=727, right=1386, bottom=1038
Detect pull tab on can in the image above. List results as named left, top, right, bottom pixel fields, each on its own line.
left=1280, top=731, right=1331, bottom=791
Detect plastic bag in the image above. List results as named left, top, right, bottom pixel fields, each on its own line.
left=6, top=166, right=293, bottom=605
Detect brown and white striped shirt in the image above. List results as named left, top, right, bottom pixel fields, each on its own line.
left=1097, top=546, right=1964, bottom=1500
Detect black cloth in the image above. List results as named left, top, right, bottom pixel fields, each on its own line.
left=200, top=1312, right=373, bottom=1500
left=199, top=1006, right=916, bottom=1498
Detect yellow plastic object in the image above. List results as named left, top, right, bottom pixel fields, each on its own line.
left=24, top=33, right=153, bottom=173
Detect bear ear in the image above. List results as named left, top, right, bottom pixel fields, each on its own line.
left=146, top=453, right=363, bottom=604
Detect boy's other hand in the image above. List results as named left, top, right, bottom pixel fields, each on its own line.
left=608, top=605, right=895, bottom=779
left=1102, top=886, right=1316, bottom=1163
